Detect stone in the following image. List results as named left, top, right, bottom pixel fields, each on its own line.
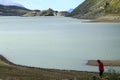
left=118, top=76, right=120, bottom=80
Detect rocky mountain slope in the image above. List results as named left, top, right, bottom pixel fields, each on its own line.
left=70, top=0, right=120, bottom=19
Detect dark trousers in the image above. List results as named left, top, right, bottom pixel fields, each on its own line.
left=99, top=70, right=104, bottom=77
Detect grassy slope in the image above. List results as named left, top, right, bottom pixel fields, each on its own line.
left=70, top=0, right=120, bottom=19
left=105, top=0, right=120, bottom=15
left=0, top=55, right=95, bottom=80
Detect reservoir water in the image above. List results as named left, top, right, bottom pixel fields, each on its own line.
left=0, top=16, right=120, bottom=72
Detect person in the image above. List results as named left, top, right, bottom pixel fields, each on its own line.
left=97, top=59, right=104, bottom=78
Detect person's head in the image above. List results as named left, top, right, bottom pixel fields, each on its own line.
left=97, top=59, right=101, bottom=63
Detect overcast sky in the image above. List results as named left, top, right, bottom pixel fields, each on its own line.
left=0, top=0, right=84, bottom=11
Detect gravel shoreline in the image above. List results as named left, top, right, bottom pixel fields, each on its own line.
left=87, top=60, right=120, bottom=66
left=92, top=16, right=120, bottom=22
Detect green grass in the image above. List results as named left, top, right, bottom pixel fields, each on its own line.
left=105, top=0, right=120, bottom=15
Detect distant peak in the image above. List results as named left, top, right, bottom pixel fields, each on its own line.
left=67, top=8, right=74, bottom=13
left=0, top=0, right=24, bottom=8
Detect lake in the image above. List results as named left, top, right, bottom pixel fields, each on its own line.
left=0, top=16, right=120, bottom=72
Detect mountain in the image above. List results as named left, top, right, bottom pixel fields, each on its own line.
left=69, top=0, right=120, bottom=21
left=0, top=0, right=24, bottom=7
left=0, top=4, right=31, bottom=16
left=0, top=0, right=31, bottom=16
left=0, top=5, right=69, bottom=16
left=67, top=8, right=74, bottom=13
left=0, top=0, right=69, bottom=16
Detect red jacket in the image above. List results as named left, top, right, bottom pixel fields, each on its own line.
left=97, top=60, right=104, bottom=71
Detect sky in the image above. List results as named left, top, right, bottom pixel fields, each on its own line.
left=0, top=0, right=84, bottom=11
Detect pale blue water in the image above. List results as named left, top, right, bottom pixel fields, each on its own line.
left=0, top=16, right=120, bottom=72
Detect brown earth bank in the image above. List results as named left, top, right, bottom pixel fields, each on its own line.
left=87, top=60, right=120, bottom=66
left=0, top=55, right=120, bottom=80
left=92, top=16, right=120, bottom=22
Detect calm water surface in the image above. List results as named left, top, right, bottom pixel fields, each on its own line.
left=0, top=16, right=120, bottom=72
